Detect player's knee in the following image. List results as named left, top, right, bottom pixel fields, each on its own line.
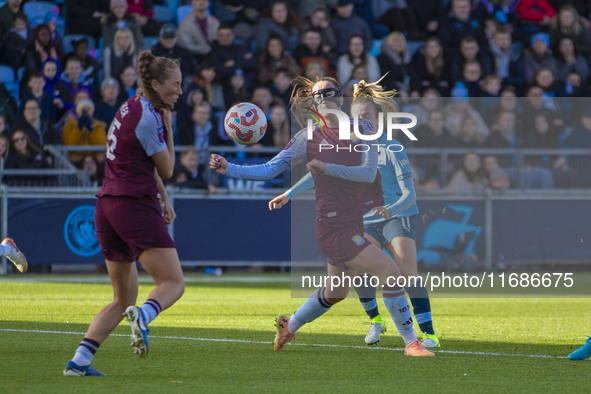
left=325, top=296, right=345, bottom=305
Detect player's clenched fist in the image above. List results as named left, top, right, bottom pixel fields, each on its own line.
left=209, top=154, right=228, bottom=174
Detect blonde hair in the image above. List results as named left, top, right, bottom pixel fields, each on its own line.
left=352, top=76, right=398, bottom=114
left=113, top=27, right=135, bottom=57
left=385, top=31, right=407, bottom=51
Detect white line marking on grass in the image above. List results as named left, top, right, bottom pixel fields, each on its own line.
left=0, top=328, right=568, bottom=359
left=0, top=276, right=292, bottom=284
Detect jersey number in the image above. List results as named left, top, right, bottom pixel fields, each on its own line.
left=106, top=118, right=121, bottom=161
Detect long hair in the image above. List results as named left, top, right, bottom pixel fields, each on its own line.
left=552, top=5, right=589, bottom=35
left=113, top=27, right=136, bottom=57
left=352, top=75, right=398, bottom=114
left=347, top=35, right=368, bottom=67
left=424, top=37, right=444, bottom=78
left=289, top=75, right=341, bottom=128
left=136, top=50, right=180, bottom=111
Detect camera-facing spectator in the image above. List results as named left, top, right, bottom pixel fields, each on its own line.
left=447, top=152, right=489, bottom=193
left=330, top=0, right=372, bottom=55
left=101, top=0, right=143, bottom=49
left=193, top=61, right=225, bottom=112
left=490, top=24, right=525, bottom=90
left=173, top=147, right=216, bottom=193
left=450, top=36, right=494, bottom=86
left=410, top=37, right=450, bottom=96
left=269, top=68, right=293, bottom=107
left=61, top=98, right=107, bottom=164
left=151, top=23, right=199, bottom=90
left=23, top=24, right=63, bottom=75
left=549, top=4, right=591, bottom=59
left=337, top=35, right=380, bottom=86
left=439, top=0, right=487, bottom=56
left=14, top=98, right=60, bottom=148
left=5, top=129, right=52, bottom=176
left=377, top=31, right=412, bottom=92
left=300, top=8, right=337, bottom=55
left=178, top=0, right=220, bottom=61
left=54, top=55, right=94, bottom=111
left=19, top=71, right=57, bottom=122
left=293, top=28, right=333, bottom=73
left=179, top=101, right=217, bottom=149
left=267, top=103, right=290, bottom=148
left=94, top=77, right=122, bottom=126
left=257, top=34, right=298, bottom=86
left=456, top=113, right=486, bottom=148
left=79, top=153, right=104, bottom=186
left=483, top=155, right=510, bottom=190
left=523, top=32, right=558, bottom=85
left=254, top=1, right=300, bottom=53
left=555, top=36, right=589, bottom=83
left=302, top=59, right=329, bottom=80
left=103, top=27, right=137, bottom=80
left=223, top=70, right=251, bottom=109
left=209, top=23, right=256, bottom=88
left=116, top=63, right=138, bottom=102
left=461, top=61, right=484, bottom=97
left=69, top=37, right=100, bottom=92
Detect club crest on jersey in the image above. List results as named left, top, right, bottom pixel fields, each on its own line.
left=352, top=235, right=365, bottom=246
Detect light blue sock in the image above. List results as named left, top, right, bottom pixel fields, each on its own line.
left=290, top=287, right=332, bottom=334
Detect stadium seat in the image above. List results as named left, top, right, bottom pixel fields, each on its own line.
left=143, top=36, right=159, bottom=49
left=17, top=66, right=25, bottom=82
left=23, top=1, right=55, bottom=27
left=154, top=5, right=173, bottom=22
left=369, top=39, right=381, bottom=57
left=406, top=40, right=425, bottom=56
left=62, top=34, right=96, bottom=54
left=177, top=5, right=193, bottom=24
left=0, top=65, right=15, bottom=83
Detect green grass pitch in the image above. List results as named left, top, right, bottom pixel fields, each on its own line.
left=0, top=273, right=589, bottom=393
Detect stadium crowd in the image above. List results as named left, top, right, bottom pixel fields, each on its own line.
left=1, top=0, right=591, bottom=191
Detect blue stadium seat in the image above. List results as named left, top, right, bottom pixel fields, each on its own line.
left=0, top=65, right=15, bottom=83
left=177, top=5, right=193, bottom=24
left=406, top=40, right=425, bottom=56
left=23, top=1, right=55, bottom=27
left=62, top=34, right=96, bottom=54
left=369, top=39, right=381, bottom=57
left=143, top=36, right=159, bottom=49
left=154, top=5, right=173, bottom=22
left=17, top=66, right=25, bottom=82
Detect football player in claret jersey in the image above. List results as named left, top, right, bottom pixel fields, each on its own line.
left=210, top=76, right=432, bottom=356
left=64, top=50, right=184, bottom=377
left=270, top=79, right=439, bottom=352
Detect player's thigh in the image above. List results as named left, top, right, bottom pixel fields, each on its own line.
left=346, top=243, right=399, bottom=283
left=138, top=247, right=184, bottom=285
left=385, top=238, right=418, bottom=277
left=105, top=259, right=139, bottom=305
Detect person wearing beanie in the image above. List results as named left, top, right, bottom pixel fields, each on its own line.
left=523, top=32, right=558, bottom=85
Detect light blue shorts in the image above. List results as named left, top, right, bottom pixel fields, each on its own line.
left=364, top=215, right=416, bottom=246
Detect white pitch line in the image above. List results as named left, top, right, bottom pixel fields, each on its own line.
left=0, top=328, right=568, bottom=359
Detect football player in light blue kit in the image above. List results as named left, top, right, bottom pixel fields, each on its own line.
left=269, top=80, right=440, bottom=348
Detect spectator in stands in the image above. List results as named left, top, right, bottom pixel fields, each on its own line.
left=549, top=4, right=591, bottom=60
left=43, top=10, right=64, bottom=54
left=223, top=69, right=251, bottom=108
left=523, top=32, right=558, bottom=85
left=525, top=112, right=561, bottom=148
left=173, top=147, right=216, bottom=192
left=101, top=0, right=143, bottom=49
left=569, top=108, right=591, bottom=147
left=375, top=0, right=420, bottom=38
left=330, top=0, right=372, bottom=55
left=116, top=63, right=138, bottom=102
left=486, top=110, right=521, bottom=147
left=126, top=0, right=162, bottom=37
left=65, top=0, right=110, bottom=41
left=445, top=84, right=490, bottom=140
left=0, top=133, right=8, bottom=161
left=456, top=113, right=486, bottom=147
left=2, top=12, right=30, bottom=72
left=557, top=71, right=588, bottom=97
left=61, top=98, right=107, bottom=164
left=23, top=24, right=63, bottom=75
left=178, top=0, right=220, bottom=61
left=402, top=88, right=442, bottom=126
left=55, top=56, right=94, bottom=110
left=80, top=153, right=104, bottom=186
left=267, top=103, right=290, bottom=148
left=5, top=129, right=52, bottom=174
left=293, top=29, right=333, bottom=73
left=472, top=0, right=520, bottom=26
left=461, top=61, right=485, bottom=97
left=447, top=152, right=489, bottom=193
left=41, top=58, right=66, bottom=116
left=69, top=37, right=99, bottom=92
left=343, top=64, right=369, bottom=97
left=20, top=71, right=56, bottom=122
left=178, top=101, right=218, bottom=148
left=14, top=98, right=60, bottom=148
left=0, top=81, right=17, bottom=126
left=516, top=0, right=555, bottom=25
left=193, top=61, right=225, bottom=112
left=555, top=36, right=589, bottom=83
left=257, top=35, right=298, bottom=86
left=450, top=36, right=494, bottom=86
left=150, top=23, right=198, bottom=90
left=269, top=68, right=293, bottom=107
left=57, top=89, right=91, bottom=130
left=254, top=1, right=300, bottom=53
left=300, top=8, right=337, bottom=56
left=410, top=37, right=450, bottom=96
left=337, top=35, right=380, bottom=86
left=522, top=85, right=564, bottom=131
left=0, top=0, right=22, bottom=38
left=533, top=67, right=560, bottom=97
left=377, top=31, right=412, bottom=92
left=209, top=23, right=257, bottom=88
left=439, top=0, right=487, bottom=56
left=484, top=85, right=519, bottom=126
left=251, top=86, right=273, bottom=119
left=489, top=25, right=525, bottom=90
left=406, top=0, right=444, bottom=41
left=480, top=75, right=503, bottom=114
left=103, top=27, right=137, bottom=79
left=414, top=109, right=459, bottom=147
left=94, top=77, right=122, bottom=126
left=483, top=155, right=510, bottom=190
left=302, top=59, right=329, bottom=80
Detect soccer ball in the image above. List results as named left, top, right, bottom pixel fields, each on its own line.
left=224, top=102, right=267, bottom=145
